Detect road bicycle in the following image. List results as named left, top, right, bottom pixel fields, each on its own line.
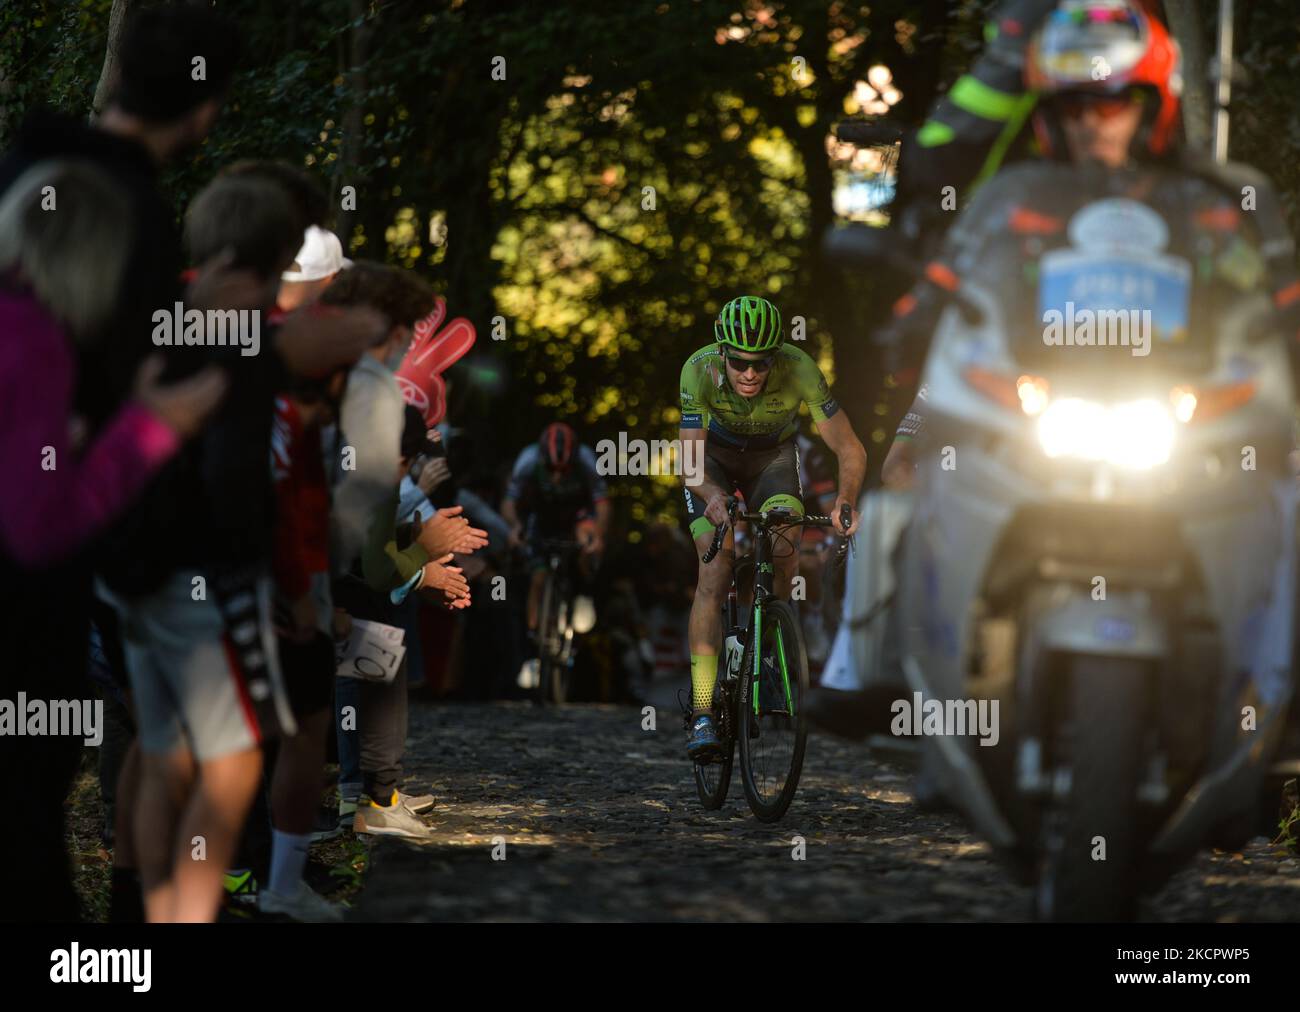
left=688, top=498, right=851, bottom=822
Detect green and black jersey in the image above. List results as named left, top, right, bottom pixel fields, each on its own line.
left=678, top=343, right=839, bottom=450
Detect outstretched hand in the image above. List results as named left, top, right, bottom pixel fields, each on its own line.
left=412, top=506, right=489, bottom=557
left=420, top=554, right=472, bottom=610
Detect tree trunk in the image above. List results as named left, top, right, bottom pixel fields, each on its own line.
left=91, top=0, right=132, bottom=121
left=1164, top=0, right=1212, bottom=151
left=336, top=0, right=373, bottom=252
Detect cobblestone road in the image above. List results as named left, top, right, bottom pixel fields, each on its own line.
left=349, top=702, right=1300, bottom=922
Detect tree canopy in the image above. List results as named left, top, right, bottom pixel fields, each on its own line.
left=4, top=0, right=1298, bottom=536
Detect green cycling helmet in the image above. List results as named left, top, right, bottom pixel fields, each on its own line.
left=714, top=295, right=784, bottom=353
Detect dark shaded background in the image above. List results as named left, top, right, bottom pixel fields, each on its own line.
left=3, top=0, right=1296, bottom=544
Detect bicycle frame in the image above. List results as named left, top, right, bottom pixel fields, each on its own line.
left=704, top=500, right=848, bottom=720
left=742, top=521, right=796, bottom=719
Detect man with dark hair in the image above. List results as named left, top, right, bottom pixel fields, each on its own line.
left=186, top=175, right=307, bottom=289
left=221, top=160, right=333, bottom=238
left=103, top=5, right=241, bottom=128
left=322, top=262, right=486, bottom=839
left=0, top=3, right=246, bottom=924
left=96, top=170, right=383, bottom=922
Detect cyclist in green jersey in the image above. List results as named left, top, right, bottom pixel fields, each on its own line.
left=679, top=295, right=867, bottom=759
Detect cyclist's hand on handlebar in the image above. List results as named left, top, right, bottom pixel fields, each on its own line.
left=704, top=492, right=731, bottom=527
left=834, top=497, right=859, bottom=537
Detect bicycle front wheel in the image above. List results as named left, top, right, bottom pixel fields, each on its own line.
left=737, top=600, right=809, bottom=822
left=548, top=596, right=574, bottom=705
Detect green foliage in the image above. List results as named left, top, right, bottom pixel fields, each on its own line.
left=7, top=1, right=1299, bottom=535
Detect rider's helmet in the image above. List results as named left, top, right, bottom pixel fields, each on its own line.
left=1025, top=0, right=1182, bottom=159
left=714, top=296, right=784, bottom=353
left=539, top=421, right=576, bottom=472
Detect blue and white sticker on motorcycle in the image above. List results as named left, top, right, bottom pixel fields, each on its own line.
left=1039, top=248, right=1191, bottom=347
left=1038, top=198, right=1192, bottom=350
left=1094, top=615, right=1136, bottom=643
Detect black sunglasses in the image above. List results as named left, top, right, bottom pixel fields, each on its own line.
left=725, top=352, right=776, bottom=373
left=1051, top=88, right=1146, bottom=119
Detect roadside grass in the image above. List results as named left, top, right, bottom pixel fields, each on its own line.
left=66, top=751, right=370, bottom=921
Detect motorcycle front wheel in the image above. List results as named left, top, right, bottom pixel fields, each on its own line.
left=1036, top=655, right=1146, bottom=922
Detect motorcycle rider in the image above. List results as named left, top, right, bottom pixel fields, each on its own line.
left=813, top=0, right=1300, bottom=736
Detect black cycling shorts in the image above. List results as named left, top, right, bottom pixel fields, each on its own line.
left=682, top=439, right=803, bottom=540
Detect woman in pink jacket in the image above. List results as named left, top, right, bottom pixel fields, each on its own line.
left=0, top=160, right=225, bottom=922
left=0, top=162, right=227, bottom=565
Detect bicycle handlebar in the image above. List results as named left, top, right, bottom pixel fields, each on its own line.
left=700, top=497, right=853, bottom=563
left=537, top=538, right=585, bottom=551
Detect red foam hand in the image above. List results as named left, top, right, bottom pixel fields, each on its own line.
left=396, top=301, right=476, bottom=426
left=413, top=297, right=447, bottom=343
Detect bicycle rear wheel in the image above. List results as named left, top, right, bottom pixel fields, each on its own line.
left=737, top=601, right=809, bottom=822
left=694, top=676, right=736, bottom=809
left=536, top=571, right=559, bottom=704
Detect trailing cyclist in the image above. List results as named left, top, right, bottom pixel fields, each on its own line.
left=679, top=295, right=867, bottom=760
left=502, top=421, right=610, bottom=637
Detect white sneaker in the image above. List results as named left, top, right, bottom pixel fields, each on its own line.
left=257, top=882, right=345, bottom=922
left=398, top=791, right=435, bottom=814
left=354, top=796, right=436, bottom=841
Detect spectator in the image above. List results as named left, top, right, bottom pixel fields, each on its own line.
left=99, top=172, right=380, bottom=922
left=257, top=222, right=353, bottom=919
left=0, top=5, right=249, bottom=924
left=0, top=160, right=226, bottom=923
left=323, top=262, right=485, bottom=839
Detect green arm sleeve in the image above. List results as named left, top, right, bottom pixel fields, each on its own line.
left=360, top=489, right=432, bottom=591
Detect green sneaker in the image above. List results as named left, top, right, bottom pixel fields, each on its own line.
left=223, top=868, right=258, bottom=906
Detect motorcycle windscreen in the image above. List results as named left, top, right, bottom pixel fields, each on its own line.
left=1020, top=249, right=1203, bottom=376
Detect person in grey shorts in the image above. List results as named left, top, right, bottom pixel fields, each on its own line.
left=107, top=572, right=271, bottom=761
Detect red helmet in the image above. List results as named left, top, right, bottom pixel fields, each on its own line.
left=539, top=422, right=576, bottom=471
left=1025, top=0, right=1182, bottom=157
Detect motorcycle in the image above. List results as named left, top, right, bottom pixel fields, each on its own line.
left=825, top=163, right=1298, bottom=920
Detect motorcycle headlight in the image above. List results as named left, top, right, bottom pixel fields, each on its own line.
left=1036, top=397, right=1175, bottom=470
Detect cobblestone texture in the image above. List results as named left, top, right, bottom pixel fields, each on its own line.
left=349, top=702, right=1300, bottom=922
